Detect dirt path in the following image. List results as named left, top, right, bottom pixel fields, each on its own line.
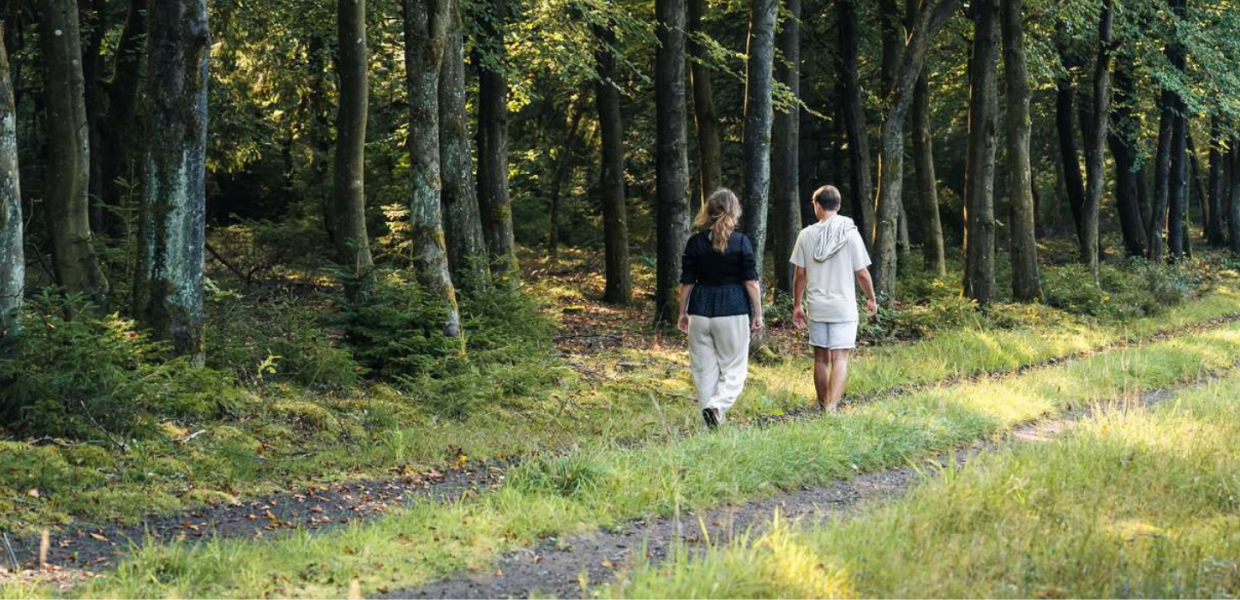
left=385, top=384, right=1191, bottom=599
left=5, top=312, right=1236, bottom=585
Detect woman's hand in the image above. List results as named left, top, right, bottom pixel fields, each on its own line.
left=751, top=314, right=765, bottom=333
left=678, top=313, right=690, bottom=334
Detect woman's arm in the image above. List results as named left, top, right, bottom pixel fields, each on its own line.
left=678, top=284, right=694, bottom=333
left=745, top=279, right=763, bottom=332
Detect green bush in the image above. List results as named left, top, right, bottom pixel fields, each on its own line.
left=0, top=291, right=243, bottom=440
left=1043, top=263, right=1109, bottom=316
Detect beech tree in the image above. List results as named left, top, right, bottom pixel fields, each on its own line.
left=740, top=0, right=777, bottom=276
left=475, top=0, right=517, bottom=276
left=771, top=0, right=801, bottom=295
left=688, top=0, right=722, bottom=203
left=593, top=22, right=632, bottom=305
left=1001, top=0, right=1041, bottom=301
left=0, top=33, right=21, bottom=343
left=38, top=0, right=109, bottom=307
left=963, top=0, right=1000, bottom=306
left=654, top=0, right=692, bottom=325
left=1078, top=0, right=1114, bottom=278
left=133, top=0, right=210, bottom=363
left=332, top=0, right=374, bottom=293
left=837, top=0, right=874, bottom=245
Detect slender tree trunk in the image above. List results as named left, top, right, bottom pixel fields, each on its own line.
left=1150, top=89, right=1175, bottom=261
left=307, top=35, right=335, bottom=243
left=1109, top=53, right=1146, bottom=257
left=594, top=23, right=632, bottom=304
left=0, top=34, right=22, bottom=342
left=97, top=0, right=146, bottom=238
left=655, top=0, right=692, bottom=325
left=963, top=0, right=999, bottom=306
left=333, top=0, right=374, bottom=294
left=133, top=0, right=209, bottom=363
left=687, top=0, right=722, bottom=204
left=81, top=0, right=106, bottom=235
left=871, top=0, right=960, bottom=301
left=546, top=106, right=584, bottom=258
left=1188, top=132, right=1208, bottom=235
left=475, top=0, right=517, bottom=276
left=403, top=0, right=461, bottom=338
left=912, top=72, right=945, bottom=275
left=1054, top=31, right=1086, bottom=245
left=1001, top=0, right=1041, bottom=301
left=741, top=0, right=777, bottom=277
left=1168, top=105, right=1188, bottom=259
left=1139, top=162, right=1153, bottom=237
left=38, top=0, right=109, bottom=307
left=837, top=0, right=874, bottom=246
left=439, top=0, right=489, bottom=291
left=1230, top=143, right=1240, bottom=255
left=771, top=0, right=800, bottom=295
left=1078, top=0, right=1113, bottom=277
left=1206, top=122, right=1226, bottom=247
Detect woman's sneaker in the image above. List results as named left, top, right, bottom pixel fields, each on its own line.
left=702, top=407, right=720, bottom=429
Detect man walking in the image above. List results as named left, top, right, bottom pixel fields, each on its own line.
left=790, top=185, right=878, bottom=411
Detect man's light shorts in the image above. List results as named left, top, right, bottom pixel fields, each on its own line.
left=809, top=320, right=858, bottom=350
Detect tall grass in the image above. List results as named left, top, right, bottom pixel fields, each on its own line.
left=608, top=375, right=1240, bottom=598
left=43, top=325, right=1240, bottom=599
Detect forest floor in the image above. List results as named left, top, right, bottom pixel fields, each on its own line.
left=3, top=246, right=1240, bottom=597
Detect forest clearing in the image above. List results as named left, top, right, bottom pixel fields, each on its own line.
left=3, top=0, right=1240, bottom=597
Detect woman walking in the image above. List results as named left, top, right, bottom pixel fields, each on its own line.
left=677, top=188, right=763, bottom=428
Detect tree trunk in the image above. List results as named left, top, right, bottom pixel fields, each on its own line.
left=1149, top=89, right=1175, bottom=261
left=912, top=72, right=945, bottom=275
left=475, top=0, right=517, bottom=276
left=38, top=0, right=109, bottom=307
left=1001, top=0, right=1041, bottom=301
left=871, top=0, right=960, bottom=301
left=741, top=0, right=777, bottom=277
left=594, top=23, right=632, bottom=305
left=1108, top=53, right=1146, bottom=258
left=879, top=0, right=902, bottom=96
left=403, top=0, right=462, bottom=338
left=133, top=0, right=209, bottom=364
left=81, top=0, right=106, bottom=235
left=1230, top=143, right=1240, bottom=255
left=546, top=106, right=584, bottom=258
left=1078, top=0, right=1113, bottom=278
left=837, top=0, right=874, bottom=246
left=96, top=0, right=146, bottom=238
left=771, top=0, right=800, bottom=295
left=1168, top=105, right=1188, bottom=259
left=963, top=0, right=999, bottom=306
left=654, top=0, right=692, bottom=325
left=333, top=0, right=374, bottom=295
left=1206, top=121, right=1226, bottom=247
left=439, top=0, right=489, bottom=291
left=1054, top=34, right=1086, bottom=245
left=0, top=34, right=22, bottom=342
left=687, top=0, right=722, bottom=204
left=1188, top=132, right=1208, bottom=235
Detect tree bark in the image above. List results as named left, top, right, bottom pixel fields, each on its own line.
left=439, top=0, right=490, bottom=291
left=837, top=0, right=874, bottom=246
left=475, top=0, right=517, bottom=276
left=741, top=0, right=777, bottom=277
left=403, top=0, right=462, bottom=338
left=963, top=0, right=999, bottom=306
left=687, top=0, right=722, bottom=204
left=1168, top=104, right=1188, bottom=259
left=771, top=0, right=801, bottom=295
left=96, top=0, right=146, bottom=238
left=546, top=105, right=584, bottom=259
left=655, top=0, right=692, bottom=325
left=333, top=0, right=374, bottom=295
left=871, top=0, right=960, bottom=301
left=1206, top=121, right=1226, bottom=247
left=1108, top=53, right=1146, bottom=257
left=0, top=33, right=22, bottom=342
left=1001, top=0, right=1041, bottom=301
left=1078, top=0, right=1113, bottom=278
left=594, top=23, right=632, bottom=305
left=133, top=0, right=209, bottom=364
left=38, top=0, right=109, bottom=307
left=1054, top=33, right=1086, bottom=245
left=912, top=71, right=945, bottom=275
left=1230, top=143, right=1240, bottom=255
left=879, top=0, right=902, bottom=96
left=1149, top=89, right=1175, bottom=261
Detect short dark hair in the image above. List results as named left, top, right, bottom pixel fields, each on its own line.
left=812, top=185, right=842, bottom=212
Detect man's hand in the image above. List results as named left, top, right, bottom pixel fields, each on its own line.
left=865, top=297, right=878, bottom=318
left=678, top=313, right=690, bottom=334
left=792, top=305, right=807, bottom=329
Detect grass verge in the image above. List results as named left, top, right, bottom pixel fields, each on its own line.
left=606, top=373, right=1240, bottom=598
left=17, top=322, right=1240, bottom=598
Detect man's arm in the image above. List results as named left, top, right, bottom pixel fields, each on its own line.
left=855, top=268, right=878, bottom=317
left=792, top=266, right=808, bottom=329
left=677, top=283, right=694, bottom=333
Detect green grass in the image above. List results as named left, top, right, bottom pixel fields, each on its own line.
left=606, top=375, right=1240, bottom=598
left=19, top=322, right=1240, bottom=598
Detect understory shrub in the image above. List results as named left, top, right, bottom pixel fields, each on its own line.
left=0, top=291, right=244, bottom=440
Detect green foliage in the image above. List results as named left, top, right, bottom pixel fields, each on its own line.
left=508, top=454, right=612, bottom=498
left=0, top=291, right=243, bottom=440
left=1044, top=260, right=1196, bottom=319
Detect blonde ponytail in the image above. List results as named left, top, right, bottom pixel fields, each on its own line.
left=695, top=188, right=743, bottom=253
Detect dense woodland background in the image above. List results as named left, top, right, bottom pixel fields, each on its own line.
left=2, top=0, right=1240, bottom=437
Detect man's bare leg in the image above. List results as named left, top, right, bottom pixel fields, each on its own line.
left=813, top=347, right=832, bottom=409
left=825, top=349, right=851, bottom=410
